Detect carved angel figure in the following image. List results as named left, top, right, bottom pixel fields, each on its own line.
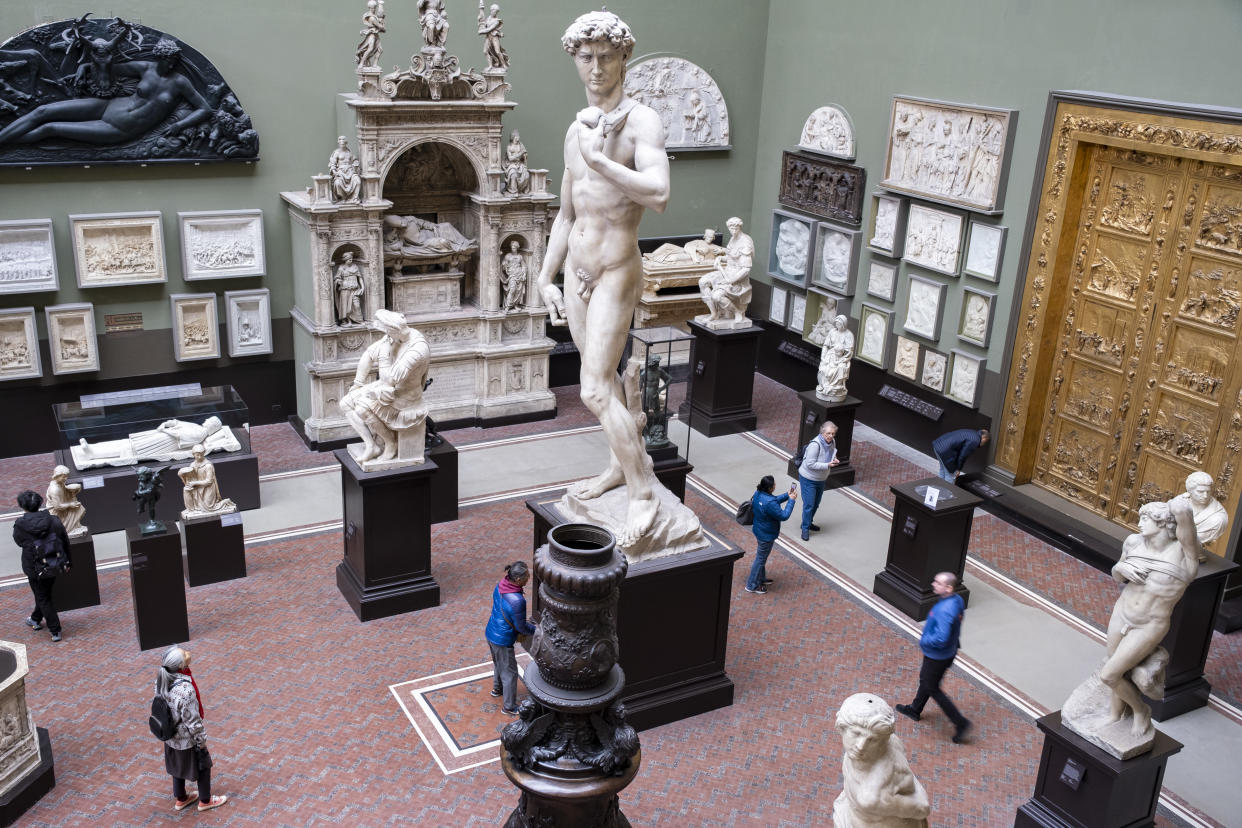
left=355, top=0, right=386, bottom=68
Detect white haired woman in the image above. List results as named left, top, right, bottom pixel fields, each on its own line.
left=156, top=646, right=228, bottom=812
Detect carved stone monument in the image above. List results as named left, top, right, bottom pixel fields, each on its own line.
left=71, top=416, right=241, bottom=470
left=0, top=641, right=55, bottom=824
left=694, top=217, right=753, bottom=330
left=816, top=315, right=854, bottom=403
left=833, top=693, right=930, bottom=828
left=45, top=465, right=87, bottom=537
left=176, top=445, right=236, bottom=520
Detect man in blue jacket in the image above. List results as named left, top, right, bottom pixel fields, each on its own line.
left=896, top=572, right=972, bottom=743
left=484, top=561, right=537, bottom=715
left=746, top=475, right=797, bottom=595
left=931, top=427, right=988, bottom=482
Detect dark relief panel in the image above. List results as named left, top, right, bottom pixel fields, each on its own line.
left=778, top=150, right=866, bottom=225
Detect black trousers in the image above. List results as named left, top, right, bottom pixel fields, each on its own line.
left=26, top=575, right=60, bottom=635
left=910, top=654, right=967, bottom=729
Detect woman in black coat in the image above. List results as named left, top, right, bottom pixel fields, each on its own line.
left=11, top=490, right=71, bottom=642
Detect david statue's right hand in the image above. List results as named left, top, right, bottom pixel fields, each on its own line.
left=541, top=282, right=567, bottom=327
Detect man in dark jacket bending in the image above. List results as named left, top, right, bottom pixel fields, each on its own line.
left=931, top=427, right=988, bottom=482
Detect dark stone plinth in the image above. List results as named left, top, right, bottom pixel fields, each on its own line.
left=786, top=391, right=861, bottom=489
left=502, top=751, right=640, bottom=828
left=651, top=452, right=693, bottom=503
left=1143, top=551, right=1237, bottom=720
left=426, top=438, right=458, bottom=524
left=1014, top=711, right=1181, bottom=828
left=873, top=477, right=980, bottom=621
left=62, top=437, right=260, bottom=534
left=335, top=449, right=439, bottom=622
left=526, top=495, right=743, bottom=730
left=1215, top=594, right=1242, bottom=633
left=125, top=526, right=189, bottom=650
left=0, top=727, right=54, bottom=828
left=181, top=514, right=247, bottom=587
left=679, top=321, right=761, bottom=437
left=52, top=534, right=100, bottom=611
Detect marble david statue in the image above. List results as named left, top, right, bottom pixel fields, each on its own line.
left=536, top=10, right=706, bottom=559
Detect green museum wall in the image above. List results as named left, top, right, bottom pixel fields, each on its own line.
left=747, top=0, right=1242, bottom=428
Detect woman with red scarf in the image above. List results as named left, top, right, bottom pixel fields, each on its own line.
left=483, top=561, right=536, bottom=715
left=156, top=646, right=228, bottom=812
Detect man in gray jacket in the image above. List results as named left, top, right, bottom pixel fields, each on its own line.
left=797, top=421, right=839, bottom=541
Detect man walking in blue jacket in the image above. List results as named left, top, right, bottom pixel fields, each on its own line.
left=931, top=427, right=988, bottom=482
left=896, top=572, right=972, bottom=743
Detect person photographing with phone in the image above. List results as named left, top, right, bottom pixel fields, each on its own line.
left=745, top=475, right=797, bottom=595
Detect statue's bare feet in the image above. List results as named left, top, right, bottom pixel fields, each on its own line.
left=1130, top=709, right=1151, bottom=738
left=617, top=493, right=659, bottom=548
left=358, top=440, right=380, bottom=462
left=570, top=465, right=623, bottom=500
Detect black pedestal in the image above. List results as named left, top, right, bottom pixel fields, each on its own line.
left=52, top=533, right=100, bottom=611
left=125, top=526, right=189, bottom=650
left=335, top=449, right=440, bottom=622
left=1144, top=552, right=1237, bottom=720
left=427, top=438, right=458, bottom=524
left=680, top=321, right=761, bottom=437
left=786, top=391, right=861, bottom=489
left=181, top=514, right=247, bottom=587
left=0, top=727, right=54, bottom=827
left=526, top=495, right=743, bottom=730
left=649, top=445, right=692, bottom=503
left=1015, top=711, right=1181, bottom=828
left=873, top=477, right=980, bottom=621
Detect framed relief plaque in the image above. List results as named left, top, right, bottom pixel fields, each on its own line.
left=768, top=210, right=815, bottom=288
left=963, top=221, right=1007, bottom=282
left=866, top=260, right=897, bottom=302
left=170, top=293, right=220, bottom=362
left=903, top=203, right=965, bottom=276
left=71, top=212, right=166, bottom=288
left=45, top=303, right=99, bottom=375
left=778, top=151, right=865, bottom=225
left=867, top=193, right=907, bottom=257
left=0, top=307, right=41, bottom=380
left=902, top=273, right=946, bottom=341
left=857, top=303, right=891, bottom=368
left=0, top=219, right=58, bottom=294
left=957, top=287, right=997, bottom=347
left=804, top=289, right=848, bottom=346
left=225, top=288, right=272, bottom=357
left=893, top=335, right=920, bottom=381
left=179, top=210, right=266, bottom=280
left=920, top=347, right=948, bottom=393
left=768, top=285, right=789, bottom=325
left=811, top=222, right=862, bottom=296
left=947, top=350, right=986, bottom=407
left=787, top=292, right=807, bottom=333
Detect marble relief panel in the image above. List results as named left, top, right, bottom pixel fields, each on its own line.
left=624, top=57, right=729, bottom=150
left=170, top=293, right=220, bottom=362
left=45, top=303, right=99, bottom=375
left=0, top=307, right=40, bottom=380
left=70, top=212, right=165, bottom=288
left=0, top=219, right=58, bottom=294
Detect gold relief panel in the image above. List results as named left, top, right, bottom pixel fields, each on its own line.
left=1048, top=421, right=1107, bottom=492
left=1074, top=299, right=1131, bottom=366
left=1087, top=235, right=1147, bottom=302
left=1178, top=255, right=1242, bottom=331
left=1147, top=391, right=1216, bottom=466
left=1133, top=454, right=1185, bottom=509
left=1162, top=325, right=1230, bottom=399
left=1063, top=361, right=1121, bottom=429
left=1100, top=168, right=1161, bottom=236
left=1196, top=183, right=1242, bottom=254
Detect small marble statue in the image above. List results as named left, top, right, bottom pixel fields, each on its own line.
left=45, top=465, right=87, bottom=537
left=382, top=215, right=476, bottom=258
left=1170, top=471, right=1228, bottom=560
left=355, top=0, right=386, bottom=68
left=177, top=444, right=237, bottom=520
left=72, top=416, right=241, bottom=470
left=340, top=309, right=430, bottom=469
left=477, top=1, right=509, bottom=71
left=334, top=252, right=366, bottom=326
left=329, top=136, right=362, bottom=203
left=132, top=466, right=165, bottom=535
left=500, top=240, right=527, bottom=312
left=817, top=316, right=854, bottom=402
left=1061, top=499, right=1200, bottom=759
left=695, top=217, right=753, bottom=329
left=501, top=130, right=530, bottom=194
left=833, top=693, right=930, bottom=828
left=419, top=0, right=450, bottom=51
left=808, top=303, right=835, bottom=346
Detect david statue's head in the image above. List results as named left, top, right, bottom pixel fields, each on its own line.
left=562, top=10, right=635, bottom=95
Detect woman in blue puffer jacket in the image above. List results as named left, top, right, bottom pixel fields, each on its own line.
left=746, top=475, right=796, bottom=595
left=483, top=560, right=536, bottom=715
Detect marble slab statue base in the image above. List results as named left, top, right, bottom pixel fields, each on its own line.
left=694, top=313, right=752, bottom=331
left=181, top=515, right=247, bottom=587
left=346, top=424, right=426, bottom=473
left=527, top=494, right=743, bottom=730
left=52, top=533, right=100, bottom=612
left=558, top=480, right=709, bottom=563
left=125, top=527, right=190, bottom=651
left=0, top=727, right=54, bottom=828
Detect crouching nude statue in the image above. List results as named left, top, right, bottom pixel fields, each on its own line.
left=834, top=693, right=930, bottom=827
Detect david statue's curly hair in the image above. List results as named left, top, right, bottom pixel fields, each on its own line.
left=561, top=10, right=635, bottom=61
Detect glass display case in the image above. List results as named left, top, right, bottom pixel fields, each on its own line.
left=53, top=384, right=250, bottom=451
left=623, top=326, right=695, bottom=464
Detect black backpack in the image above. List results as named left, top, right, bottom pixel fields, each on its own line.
left=791, top=440, right=809, bottom=468
left=32, top=532, right=67, bottom=580
left=149, top=694, right=177, bottom=741
left=735, top=500, right=754, bottom=526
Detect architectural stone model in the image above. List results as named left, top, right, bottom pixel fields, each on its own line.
left=779, top=152, right=865, bottom=225
left=46, top=465, right=87, bottom=537
left=0, top=16, right=258, bottom=165
left=1061, top=499, right=1199, bottom=759
left=624, top=56, right=730, bottom=150
left=833, top=693, right=930, bottom=828
left=70, top=212, right=165, bottom=288
left=798, top=104, right=855, bottom=160
left=169, top=293, right=220, bottom=362
left=0, top=307, right=40, bottom=381
left=0, top=219, right=57, bottom=294
left=178, top=210, right=265, bottom=280
left=44, top=303, right=98, bottom=375
left=341, top=309, right=430, bottom=470
left=0, top=641, right=46, bottom=802
left=816, top=316, right=854, bottom=403
left=225, top=288, right=272, bottom=357
left=695, top=217, right=753, bottom=329
left=1171, top=471, right=1228, bottom=559
left=355, top=0, right=386, bottom=69
left=71, top=416, right=241, bottom=470
left=903, top=204, right=963, bottom=276
left=177, top=445, right=237, bottom=520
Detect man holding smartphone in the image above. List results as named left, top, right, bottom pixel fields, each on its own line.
left=796, top=421, right=839, bottom=541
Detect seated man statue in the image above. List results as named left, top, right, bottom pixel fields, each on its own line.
left=177, top=444, right=237, bottom=519
left=694, top=217, right=753, bottom=329
left=46, top=464, right=88, bottom=537
left=339, top=309, right=430, bottom=469
left=833, top=693, right=930, bottom=827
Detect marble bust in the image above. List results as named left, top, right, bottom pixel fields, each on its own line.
left=45, top=465, right=87, bottom=537
left=833, top=693, right=930, bottom=827
left=1170, top=470, right=1228, bottom=560
left=177, top=445, right=237, bottom=520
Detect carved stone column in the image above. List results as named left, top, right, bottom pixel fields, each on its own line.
left=501, top=523, right=640, bottom=828
left=528, top=216, right=547, bottom=309
left=484, top=217, right=502, bottom=312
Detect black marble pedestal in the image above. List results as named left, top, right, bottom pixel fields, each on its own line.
left=1014, top=711, right=1181, bottom=828
left=526, top=495, right=743, bottom=730
left=874, top=477, right=980, bottom=621
left=426, top=438, right=458, bottom=524
left=679, top=321, right=761, bottom=437
left=335, top=449, right=440, bottom=622
left=181, top=514, right=247, bottom=587
left=125, top=526, right=189, bottom=650
left=0, top=727, right=54, bottom=827
left=52, top=533, right=100, bottom=611
left=786, top=391, right=861, bottom=489
left=648, top=444, right=692, bottom=503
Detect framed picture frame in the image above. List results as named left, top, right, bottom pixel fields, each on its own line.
left=0, top=307, right=41, bottom=380
left=857, top=303, right=891, bottom=368
left=45, top=303, right=98, bottom=375
left=768, top=209, right=815, bottom=288
left=920, top=347, right=948, bottom=393
left=893, top=335, right=921, bottom=381
left=902, top=273, right=946, bottom=341
left=70, top=211, right=166, bottom=288
left=225, top=288, right=273, bottom=357
left=880, top=95, right=1018, bottom=214
left=867, top=193, right=907, bottom=257
left=768, top=284, right=789, bottom=325
left=778, top=151, right=865, bottom=225
left=865, top=259, right=897, bottom=302
left=170, top=293, right=220, bottom=362
left=903, top=203, right=965, bottom=276
left=947, top=350, right=986, bottom=408
left=803, top=289, right=849, bottom=345
left=787, top=291, right=807, bottom=333
left=0, top=218, right=58, bottom=294
left=811, top=222, right=862, bottom=296
left=178, top=209, right=266, bottom=280
left=962, top=221, right=1007, bottom=282
left=957, top=287, right=997, bottom=347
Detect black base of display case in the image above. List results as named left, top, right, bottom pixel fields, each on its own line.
left=0, top=727, right=54, bottom=828
left=680, top=321, right=761, bottom=438
left=651, top=451, right=692, bottom=503
left=786, top=391, right=860, bottom=489
left=1014, top=712, right=1180, bottom=828
left=426, top=438, right=458, bottom=524
left=125, top=526, right=189, bottom=650
left=527, top=495, right=743, bottom=731
left=52, top=533, right=100, bottom=611
left=335, top=449, right=440, bottom=622
left=181, top=514, right=247, bottom=587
